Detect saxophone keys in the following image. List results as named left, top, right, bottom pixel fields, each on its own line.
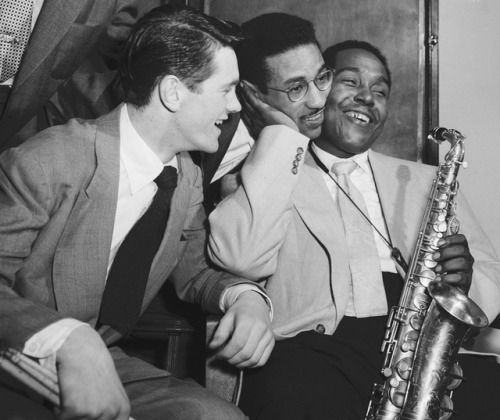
left=446, top=362, right=464, bottom=390
left=396, top=357, right=413, bottom=380
left=416, top=268, right=436, bottom=287
left=413, top=293, right=432, bottom=311
left=401, top=330, right=419, bottom=352
left=389, top=382, right=407, bottom=408
left=439, top=395, right=456, bottom=420
left=423, top=254, right=438, bottom=269
left=433, top=220, right=448, bottom=233
left=448, top=217, right=460, bottom=234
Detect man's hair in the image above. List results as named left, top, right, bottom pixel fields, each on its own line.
left=323, top=40, right=392, bottom=88
left=120, top=5, right=242, bottom=107
left=237, top=13, right=320, bottom=92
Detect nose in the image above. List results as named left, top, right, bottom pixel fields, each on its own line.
left=354, top=85, right=375, bottom=107
left=227, top=89, right=242, bottom=113
left=305, top=83, right=329, bottom=109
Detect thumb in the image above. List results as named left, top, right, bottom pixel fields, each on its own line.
left=208, top=312, right=234, bottom=350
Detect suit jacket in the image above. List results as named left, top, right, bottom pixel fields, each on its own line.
left=208, top=126, right=500, bottom=340
left=0, top=0, right=119, bottom=152
left=0, top=105, right=249, bottom=381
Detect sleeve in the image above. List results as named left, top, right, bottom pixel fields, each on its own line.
left=0, top=146, right=64, bottom=349
left=208, top=125, right=310, bottom=280
left=457, top=191, right=500, bottom=324
left=168, top=159, right=269, bottom=315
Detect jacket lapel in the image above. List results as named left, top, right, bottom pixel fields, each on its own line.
left=293, top=152, right=351, bottom=318
left=142, top=153, right=193, bottom=308
left=53, top=108, right=121, bottom=322
left=369, top=150, right=428, bottom=268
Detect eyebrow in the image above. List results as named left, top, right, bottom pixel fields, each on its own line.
left=281, top=64, right=329, bottom=86
left=335, top=67, right=390, bottom=87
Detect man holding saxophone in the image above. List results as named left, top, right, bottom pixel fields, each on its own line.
left=208, top=40, right=500, bottom=419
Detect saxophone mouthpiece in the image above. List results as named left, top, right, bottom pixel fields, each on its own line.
left=428, top=126, right=464, bottom=144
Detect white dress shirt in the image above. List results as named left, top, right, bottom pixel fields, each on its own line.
left=212, top=119, right=254, bottom=182
left=311, top=143, right=397, bottom=274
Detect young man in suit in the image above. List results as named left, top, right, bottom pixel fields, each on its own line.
left=208, top=40, right=500, bottom=419
left=0, top=6, right=274, bottom=420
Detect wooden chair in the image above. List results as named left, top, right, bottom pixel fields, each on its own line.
left=123, top=282, right=205, bottom=381
left=205, top=314, right=241, bottom=404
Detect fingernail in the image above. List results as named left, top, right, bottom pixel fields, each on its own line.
left=433, top=252, right=440, bottom=260
left=435, top=265, right=442, bottom=273
left=437, top=239, right=446, bottom=247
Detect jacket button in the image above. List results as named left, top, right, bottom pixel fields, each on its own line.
left=315, top=324, right=326, bottom=334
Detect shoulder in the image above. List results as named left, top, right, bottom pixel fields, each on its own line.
left=369, top=149, right=438, bottom=179
left=0, top=115, right=113, bottom=186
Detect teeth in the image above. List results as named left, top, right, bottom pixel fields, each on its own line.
left=305, top=110, right=323, bottom=122
left=346, top=111, right=370, bottom=123
left=215, top=120, right=223, bottom=126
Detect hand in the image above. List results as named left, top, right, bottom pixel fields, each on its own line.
left=220, top=172, right=240, bottom=199
left=55, top=326, right=130, bottom=420
left=239, top=81, right=298, bottom=138
left=208, top=290, right=275, bottom=369
left=433, top=233, right=474, bottom=294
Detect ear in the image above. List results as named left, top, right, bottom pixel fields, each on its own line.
left=158, top=75, right=182, bottom=112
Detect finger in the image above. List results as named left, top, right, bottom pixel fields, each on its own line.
left=438, top=233, right=468, bottom=248
left=251, top=338, right=275, bottom=368
left=232, top=331, right=274, bottom=369
left=238, top=82, right=258, bottom=111
left=223, top=322, right=273, bottom=366
left=228, top=331, right=265, bottom=367
left=437, top=272, right=471, bottom=292
left=208, top=315, right=233, bottom=350
left=435, top=256, right=472, bottom=274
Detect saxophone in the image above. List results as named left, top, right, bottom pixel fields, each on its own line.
left=365, top=127, right=489, bottom=420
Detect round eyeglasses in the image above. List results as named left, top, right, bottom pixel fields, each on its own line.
left=267, top=68, right=334, bottom=102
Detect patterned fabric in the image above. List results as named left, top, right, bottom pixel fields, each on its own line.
left=331, top=161, right=386, bottom=318
left=0, top=0, right=34, bottom=82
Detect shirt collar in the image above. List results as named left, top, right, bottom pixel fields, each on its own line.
left=310, top=143, right=370, bottom=175
left=120, top=105, right=177, bottom=195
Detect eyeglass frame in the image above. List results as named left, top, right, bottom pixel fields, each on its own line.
left=266, top=67, right=334, bottom=102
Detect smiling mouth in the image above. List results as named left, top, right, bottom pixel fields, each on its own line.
left=345, top=111, right=371, bottom=124
left=303, top=109, right=324, bottom=125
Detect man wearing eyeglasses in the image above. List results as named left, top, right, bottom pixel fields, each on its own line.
left=203, top=13, right=332, bottom=206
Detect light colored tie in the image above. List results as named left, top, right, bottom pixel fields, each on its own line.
left=0, top=0, right=34, bottom=82
left=331, top=161, right=386, bottom=317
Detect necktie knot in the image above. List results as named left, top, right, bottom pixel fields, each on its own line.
left=155, top=166, right=177, bottom=191
left=331, top=160, right=357, bottom=177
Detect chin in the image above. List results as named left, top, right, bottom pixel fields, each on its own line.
left=202, top=139, right=220, bottom=154
left=303, top=126, right=322, bottom=140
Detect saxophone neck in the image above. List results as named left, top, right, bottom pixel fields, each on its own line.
left=429, top=126, right=466, bottom=164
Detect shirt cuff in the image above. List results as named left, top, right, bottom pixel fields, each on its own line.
left=220, top=284, right=273, bottom=321
left=23, top=318, right=90, bottom=359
